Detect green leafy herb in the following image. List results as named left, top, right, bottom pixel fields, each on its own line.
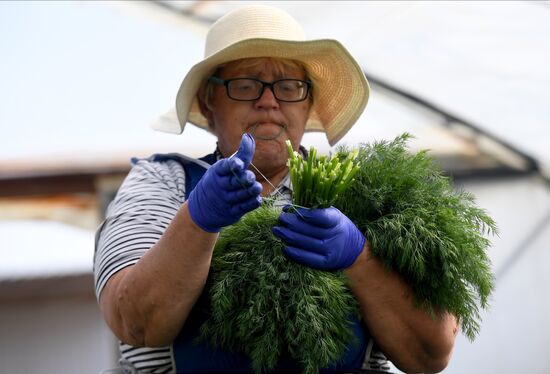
left=333, top=133, right=497, bottom=340
left=201, top=133, right=496, bottom=374
left=201, top=205, right=358, bottom=374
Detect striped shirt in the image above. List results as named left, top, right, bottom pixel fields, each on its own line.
left=93, top=153, right=389, bottom=373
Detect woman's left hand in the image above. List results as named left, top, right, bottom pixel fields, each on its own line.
left=272, top=206, right=365, bottom=271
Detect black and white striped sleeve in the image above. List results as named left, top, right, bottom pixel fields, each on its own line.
left=93, top=158, right=187, bottom=299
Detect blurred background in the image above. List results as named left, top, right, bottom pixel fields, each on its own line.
left=1, top=1, right=549, bottom=373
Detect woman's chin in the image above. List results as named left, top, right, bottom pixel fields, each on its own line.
left=255, top=137, right=281, bottom=149
left=253, top=144, right=287, bottom=171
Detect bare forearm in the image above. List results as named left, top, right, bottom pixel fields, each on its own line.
left=346, top=243, right=459, bottom=373
left=100, top=202, right=217, bottom=347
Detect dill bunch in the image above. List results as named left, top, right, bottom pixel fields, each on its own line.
left=333, top=133, right=497, bottom=340
left=201, top=133, right=496, bottom=373
left=201, top=205, right=359, bottom=374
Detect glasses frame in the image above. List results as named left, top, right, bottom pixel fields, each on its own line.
left=208, top=76, right=312, bottom=103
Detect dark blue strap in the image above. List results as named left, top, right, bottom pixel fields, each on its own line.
left=184, top=153, right=217, bottom=199
left=135, top=152, right=217, bottom=199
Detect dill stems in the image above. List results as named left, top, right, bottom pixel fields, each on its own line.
left=287, top=140, right=360, bottom=208
left=200, top=133, right=496, bottom=373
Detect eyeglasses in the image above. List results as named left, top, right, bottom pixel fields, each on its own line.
left=208, top=76, right=312, bottom=102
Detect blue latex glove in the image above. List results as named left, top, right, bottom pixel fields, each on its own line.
left=272, top=206, right=365, bottom=271
left=187, top=133, right=262, bottom=233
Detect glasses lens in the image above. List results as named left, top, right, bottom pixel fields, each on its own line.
left=227, top=79, right=262, bottom=100
left=273, top=80, right=308, bottom=102
left=224, top=78, right=309, bottom=102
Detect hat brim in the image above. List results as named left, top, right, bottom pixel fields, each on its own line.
left=153, top=38, right=369, bottom=147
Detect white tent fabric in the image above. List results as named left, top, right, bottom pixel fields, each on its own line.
left=2, top=1, right=548, bottom=170
left=1, top=2, right=549, bottom=373
left=286, top=1, right=550, bottom=167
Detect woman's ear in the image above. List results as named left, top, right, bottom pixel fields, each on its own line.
left=197, top=96, right=217, bottom=133
left=198, top=96, right=214, bottom=124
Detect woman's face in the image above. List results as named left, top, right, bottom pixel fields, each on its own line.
left=202, top=58, right=311, bottom=177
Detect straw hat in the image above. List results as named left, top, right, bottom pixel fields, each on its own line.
left=153, top=4, right=370, bottom=146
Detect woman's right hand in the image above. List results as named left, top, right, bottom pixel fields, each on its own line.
left=187, top=133, right=262, bottom=233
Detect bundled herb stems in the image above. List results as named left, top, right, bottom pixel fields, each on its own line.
left=287, top=140, right=360, bottom=208
left=201, top=133, right=496, bottom=373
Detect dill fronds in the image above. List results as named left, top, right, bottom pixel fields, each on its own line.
left=334, top=133, right=497, bottom=340
left=201, top=205, right=358, bottom=374
left=201, top=133, right=496, bottom=374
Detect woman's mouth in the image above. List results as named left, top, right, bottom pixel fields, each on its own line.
left=249, top=122, right=287, bottom=140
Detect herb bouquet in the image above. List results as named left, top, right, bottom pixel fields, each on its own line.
left=200, top=143, right=361, bottom=374
left=200, top=133, right=496, bottom=373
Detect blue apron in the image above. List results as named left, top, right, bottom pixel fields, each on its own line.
left=152, top=152, right=367, bottom=373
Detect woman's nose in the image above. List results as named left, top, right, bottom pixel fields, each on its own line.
left=254, top=86, right=280, bottom=110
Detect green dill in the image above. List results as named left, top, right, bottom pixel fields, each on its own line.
left=201, top=205, right=358, bottom=374
left=201, top=133, right=496, bottom=374
left=286, top=140, right=359, bottom=208
left=334, top=133, right=497, bottom=340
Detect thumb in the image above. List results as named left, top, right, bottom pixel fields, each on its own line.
left=234, top=133, right=255, bottom=169
left=296, top=207, right=339, bottom=228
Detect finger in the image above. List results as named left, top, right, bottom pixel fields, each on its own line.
left=278, top=212, right=333, bottom=239
left=224, top=182, right=262, bottom=203
left=281, top=204, right=292, bottom=212
left=234, top=133, right=255, bottom=169
left=272, top=226, right=327, bottom=255
left=232, top=170, right=257, bottom=188
left=215, top=157, right=245, bottom=177
left=230, top=196, right=262, bottom=216
left=293, top=206, right=340, bottom=228
left=282, top=246, right=329, bottom=269
left=217, top=170, right=256, bottom=190
left=215, top=173, right=241, bottom=191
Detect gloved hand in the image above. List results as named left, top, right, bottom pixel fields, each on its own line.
left=272, top=206, right=365, bottom=271
left=187, top=133, right=263, bottom=233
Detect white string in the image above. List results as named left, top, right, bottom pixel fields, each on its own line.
left=228, top=151, right=308, bottom=217
left=249, top=162, right=279, bottom=195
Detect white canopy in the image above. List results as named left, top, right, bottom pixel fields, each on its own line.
left=1, top=2, right=549, bottom=373
left=1, top=1, right=548, bottom=173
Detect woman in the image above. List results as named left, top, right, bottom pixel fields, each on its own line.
left=94, top=5, right=458, bottom=373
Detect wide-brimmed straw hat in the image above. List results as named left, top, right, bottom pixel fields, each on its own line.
left=153, top=4, right=370, bottom=146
